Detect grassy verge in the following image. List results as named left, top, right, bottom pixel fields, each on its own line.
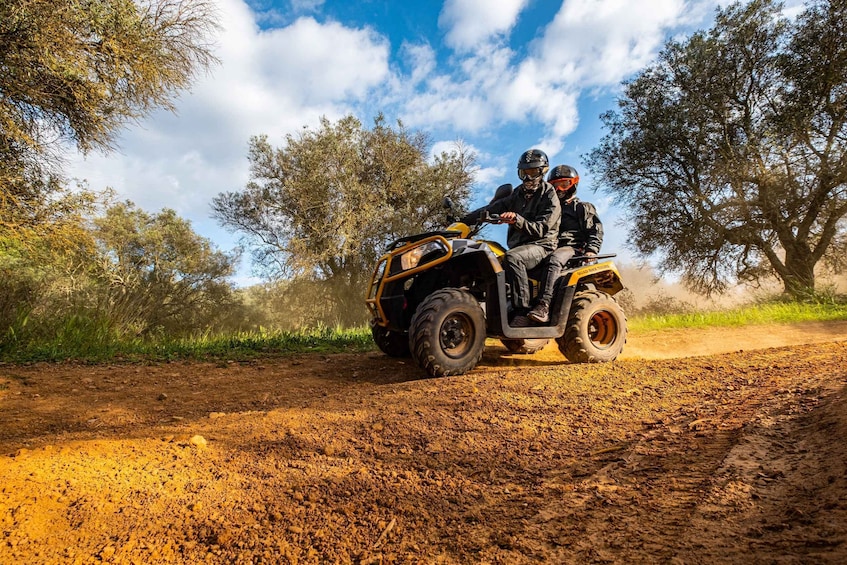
left=1, top=326, right=374, bottom=365
left=629, top=300, right=847, bottom=332
left=3, top=299, right=846, bottom=365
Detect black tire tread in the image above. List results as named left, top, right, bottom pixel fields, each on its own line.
left=371, top=324, right=411, bottom=358
left=501, top=338, right=549, bottom=354
left=556, top=290, right=627, bottom=363
left=409, top=288, right=486, bottom=377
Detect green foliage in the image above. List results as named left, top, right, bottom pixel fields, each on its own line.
left=1, top=167, right=100, bottom=260
left=1, top=325, right=374, bottom=363
left=0, top=216, right=98, bottom=351
left=5, top=295, right=845, bottom=363
left=1, top=0, right=222, bottom=347
left=1, top=0, right=219, bottom=291
left=587, top=0, right=847, bottom=299
left=630, top=298, right=847, bottom=332
left=213, top=114, right=478, bottom=327
left=237, top=278, right=376, bottom=331
left=0, top=0, right=219, bottom=162
left=0, top=199, right=247, bottom=357
left=754, top=284, right=847, bottom=307
left=88, top=201, right=242, bottom=336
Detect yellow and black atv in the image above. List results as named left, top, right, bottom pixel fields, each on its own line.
left=365, top=184, right=627, bottom=377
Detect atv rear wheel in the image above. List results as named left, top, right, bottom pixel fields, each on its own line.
left=409, top=288, right=486, bottom=377
left=557, top=290, right=626, bottom=363
left=501, top=338, right=550, bottom=354
left=370, top=323, right=410, bottom=357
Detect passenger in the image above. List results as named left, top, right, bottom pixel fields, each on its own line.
left=527, top=165, right=604, bottom=324
left=461, top=149, right=561, bottom=318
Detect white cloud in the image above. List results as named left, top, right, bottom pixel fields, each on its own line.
left=439, top=0, right=530, bottom=51
left=67, top=0, right=390, bottom=241
left=397, top=44, right=515, bottom=133
left=539, top=0, right=688, bottom=87
left=475, top=165, right=506, bottom=187
left=494, top=0, right=692, bottom=156
left=290, top=0, right=325, bottom=12
left=430, top=139, right=465, bottom=159
left=400, top=0, right=698, bottom=153
left=402, top=43, right=437, bottom=88
left=254, top=17, right=389, bottom=104
left=65, top=0, right=718, bottom=213
left=535, top=89, right=580, bottom=155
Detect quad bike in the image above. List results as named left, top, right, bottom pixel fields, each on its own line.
left=365, top=184, right=627, bottom=377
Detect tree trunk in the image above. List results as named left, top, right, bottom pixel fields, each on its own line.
left=781, top=247, right=816, bottom=299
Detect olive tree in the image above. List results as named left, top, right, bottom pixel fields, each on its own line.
left=0, top=0, right=218, bottom=162
left=1, top=0, right=218, bottom=248
left=1, top=0, right=220, bottom=342
left=0, top=166, right=99, bottom=345
left=91, top=202, right=239, bottom=336
left=587, top=0, right=847, bottom=298
left=212, top=114, right=477, bottom=326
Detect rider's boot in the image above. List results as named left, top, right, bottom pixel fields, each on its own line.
left=527, top=301, right=550, bottom=324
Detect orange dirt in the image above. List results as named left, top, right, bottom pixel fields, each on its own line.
left=1, top=321, right=846, bottom=564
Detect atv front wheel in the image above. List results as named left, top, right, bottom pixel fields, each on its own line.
left=501, top=338, right=550, bottom=354
left=370, top=323, right=410, bottom=357
left=557, top=290, right=627, bottom=363
left=409, top=288, right=486, bottom=377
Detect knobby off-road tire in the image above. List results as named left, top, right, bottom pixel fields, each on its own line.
left=557, top=290, right=627, bottom=363
left=501, top=338, right=550, bottom=354
left=409, top=288, right=486, bottom=377
left=371, top=324, right=411, bottom=357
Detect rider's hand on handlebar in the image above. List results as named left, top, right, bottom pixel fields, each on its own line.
left=499, top=211, right=517, bottom=224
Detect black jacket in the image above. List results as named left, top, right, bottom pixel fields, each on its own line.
left=558, top=197, right=603, bottom=254
left=462, top=182, right=561, bottom=251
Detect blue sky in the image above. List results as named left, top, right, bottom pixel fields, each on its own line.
left=67, top=0, right=806, bottom=285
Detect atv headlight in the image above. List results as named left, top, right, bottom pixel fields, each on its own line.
left=399, top=240, right=448, bottom=271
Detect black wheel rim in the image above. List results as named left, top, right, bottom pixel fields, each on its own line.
left=439, top=313, right=475, bottom=358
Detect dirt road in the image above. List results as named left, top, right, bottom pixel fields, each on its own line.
left=1, top=322, right=846, bottom=564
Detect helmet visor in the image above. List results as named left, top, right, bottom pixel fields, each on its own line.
left=551, top=177, right=578, bottom=192
left=518, top=167, right=544, bottom=181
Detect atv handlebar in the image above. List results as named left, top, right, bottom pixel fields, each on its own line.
left=479, top=211, right=505, bottom=224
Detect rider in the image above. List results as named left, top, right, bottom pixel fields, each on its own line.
left=527, top=164, right=604, bottom=324
left=461, top=149, right=561, bottom=318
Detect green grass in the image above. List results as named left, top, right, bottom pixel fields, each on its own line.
left=1, top=325, right=375, bottom=364
left=3, top=297, right=847, bottom=364
left=629, top=300, right=847, bottom=332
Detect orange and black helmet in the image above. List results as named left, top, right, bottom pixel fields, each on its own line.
left=549, top=164, right=579, bottom=199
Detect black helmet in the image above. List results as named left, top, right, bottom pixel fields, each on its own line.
left=517, top=149, right=549, bottom=186
left=549, top=164, right=579, bottom=199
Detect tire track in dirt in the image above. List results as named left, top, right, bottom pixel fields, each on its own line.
left=521, top=343, right=847, bottom=563
left=674, top=376, right=847, bottom=562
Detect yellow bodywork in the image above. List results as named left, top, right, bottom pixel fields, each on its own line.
left=443, top=222, right=507, bottom=259
left=565, top=261, right=625, bottom=295
left=365, top=222, right=505, bottom=325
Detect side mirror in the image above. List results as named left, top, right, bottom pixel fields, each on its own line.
left=443, top=197, right=455, bottom=223
left=490, top=183, right=513, bottom=204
